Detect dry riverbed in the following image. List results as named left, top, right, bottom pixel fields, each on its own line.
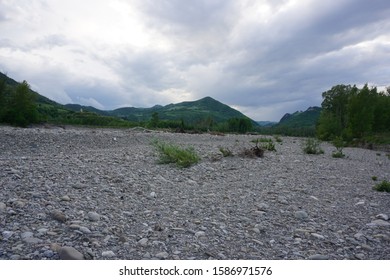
left=0, top=125, right=389, bottom=260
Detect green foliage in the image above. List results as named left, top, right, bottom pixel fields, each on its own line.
left=373, top=180, right=390, bottom=192
left=331, top=136, right=345, bottom=158
left=371, top=176, right=378, bottom=181
left=152, top=139, right=200, bottom=168
left=4, top=81, right=39, bottom=127
left=251, top=138, right=276, bottom=151
left=302, top=138, right=324, bottom=155
left=274, top=135, right=283, bottom=143
left=227, top=117, right=253, bottom=133
left=219, top=147, right=233, bottom=157
left=148, top=112, right=160, bottom=128
left=317, top=84, right=390, bottom=142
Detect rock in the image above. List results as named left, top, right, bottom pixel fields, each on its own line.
left=257, top=203, right=269, bottom=211
left=102, top=251, right=116, bottom=258
left=308, top=254, right=328, bottom=260
left=150, top=192, right=157, bottom=198
left=295, top=211, right=308, bottom=220
left=88, top=211, right=100, bottom=222
left=0, top=202, right=6, bottom=212
left=195, top=231, right=206, bottom=238
left=155, top=252, right=169, bottom=259
left=78, top=226, right=92, bottom=234
left=277, top=196, right=288, bottom=204
left=376, top=214, right=389, bottom=221
left=367, top=220, right=390, bottom=227
left=43, top=250, right=54, bottom=258
left=51, top=210, right=67, bottom=223
left=58, top=246, right=84, bottom=260
left=309, top=196, right=319, bottom=201
left=2, top=231, right=14, bottom=240
left=23, top=237, right=43, bottom=244
left=61, top=195, right=71, bottom=201
left=138, top=238, right=148, bottom=246
left=21, top=232, right=34, bottom=240
left=354, top=201, right=365, bottom=206
left=311, top=233, right=325, bottom=239
left=355, top=253, right=365, bottom=260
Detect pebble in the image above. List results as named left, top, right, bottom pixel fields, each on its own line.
left=195, top=231, right=206, bottom=238
left=138, top=238, right=148, bottom=246
left=311, top=233, right=325, bottom=239
left=88, top=211, right=100, bottom=221
left=61, top=195, right=71, bottom=201
left=155, top=252, right=169, bottom=259
left=0, top=202, right=6, bottom=212
left=150, top=192, right=157, bottom=198
left=2, top=231, right=14, bottom=240
left=51, top=210, right=67, bottom=223
left=78, top=226, right=92, bottom=234
left=295, top=211, right=309, bottom=220
left=367, top=220, right=390, bottom=227
left=308, top=254, right=328, bottom=260
left=102, top=251, right=116, bottom=258
left=58, top=246, right=85, bottom=260
left=376, top=214, right=389, bottom=221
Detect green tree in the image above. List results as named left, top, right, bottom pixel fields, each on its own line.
left=6, top=80, right=39, bottom=127
left=0, top=77, right=6, bottom=122
left=149, top=112, right=159, bottom=128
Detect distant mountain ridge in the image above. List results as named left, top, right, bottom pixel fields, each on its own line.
left=277, top=106, right=321, bottom=128
left=65, top=96, right=256, bottom=125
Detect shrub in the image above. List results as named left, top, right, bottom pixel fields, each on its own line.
left=274, top=135, right=283, bottom=143
left=331, top=136, right=345, bottom=158
left=219, top=147, right=233, bottom=157
left=152, top=140, right=200, bottom=168
left=251, top=138, right=276, bottom=152
left=239, top=146, right=264, bottom=158
left=372, top=176, right=378, bottom=181
left=303, top=138, right=324, bottom=154
left=374, top=180, right=390, bottom=192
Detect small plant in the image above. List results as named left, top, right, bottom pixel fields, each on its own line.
left=152, top=139, right=200, bottom=168
left=219, top=147, right=233, bottom=157
left=274, top=135, right=283, bottom=143
left=332, top=136, right=345, bottom=158
left=251, top=138, right=276, bottom=152
left=302, top=138, right=324, bottom=155
left=373, top=180, right=390, bottom=192
left=372, top=176, right=378, bottom=181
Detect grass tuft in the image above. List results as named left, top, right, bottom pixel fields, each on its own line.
left=152, top=139, right=200, bottom=168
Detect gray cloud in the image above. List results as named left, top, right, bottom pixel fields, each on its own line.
left=0, top=0, right=389, bottom=121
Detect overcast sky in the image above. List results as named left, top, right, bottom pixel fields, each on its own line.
left=0, top=0, right=389, bottom=121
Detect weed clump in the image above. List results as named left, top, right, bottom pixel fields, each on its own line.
left=152, top=139, right=200, bottom=168
left=302, top=138, right=324, bottom=155
left=251, top=138, right=276, bottom=152
left=374, top=180, right=390, bottom=192
left=219, top=147, right=233, bottom=157
left=332, top=136, right=345, bottom=158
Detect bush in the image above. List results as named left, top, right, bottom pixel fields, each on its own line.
left=331, top=136, right=345, bottom=158
left=152, top=140, right=200, bottom=168
left=251, top=138, right=276, bottom=152
left=219, top=147, right=233, bottom=157
left=303, top=138, right=324, bottom=154
left=274, top=135, right=283, bottom=143
left=374, top=180, right=390, bottom=192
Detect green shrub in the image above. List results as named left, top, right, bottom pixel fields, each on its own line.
left=152, top=140, right=200, bottom=168
left=331, top=136, right=345, bottom=158
left=219, top=147, right=233, bottom=157
left=374, top=180, right=390, bottom=192
left=303, top=138, right=324, bottom=154
left=372, top=176, right=378, bottom=181
left=251, top=138, right=276, bottom=151
left=274, top=135, right=283, bottom=143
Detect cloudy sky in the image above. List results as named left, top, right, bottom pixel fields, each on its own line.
left=0, top=0, right=389, bottom=121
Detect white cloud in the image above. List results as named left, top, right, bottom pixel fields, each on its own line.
left=0, top=0, right=389, bottom=121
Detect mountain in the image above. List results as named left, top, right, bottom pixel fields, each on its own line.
left=277, top=106, right=321, bottom=128
left=256, top=121, right=277, bottom=127
left=106, top=96, right=255, bottom=124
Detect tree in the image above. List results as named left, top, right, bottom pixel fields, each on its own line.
left=6, top=80, right=39, bottom=127
left=149, top=112, right=159, bottom=128
left=0, top=77, right=6, bottom=122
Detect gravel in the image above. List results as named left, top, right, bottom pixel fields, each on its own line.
left=0, top=125, right=389, bottom=260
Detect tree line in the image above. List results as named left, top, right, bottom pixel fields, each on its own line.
left=316, top=84, right=390, bottom=141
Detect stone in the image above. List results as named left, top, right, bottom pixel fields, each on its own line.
left=23, top=237, right=43, bottom=244
left=0, top=202, right=6, bottom=212
left=195, top=231, right=206, bottom=238
left=150, top=192, right=157, bottom=198
left=61, top=195, right=71, bottom=201
left=51, top=210, right=67, bottom=223
left=79, top=226, right=92, bottom=234
left=2, top=231, right=14, bottom=240
left=311, top=233, right=325, bottom=239
left=295, top=211, right=309, bottom=220
left=88, top=211, right=100, bottom=222
left=138, top=238, right=148, bottom=246
left=155, top=252, right=169, bottom=259
left=102, top=251, right=116, bottom=258
left=367, top=220, right=390, bottom=227
left=308, top=254, right=328, bottom=260
left=376, top=214, right=389, bottom=221
left=58, top=246, right=84, bottom=260
left=257, top=203, right=269, bottom=211
left=21, top=232, right=34, bottom=240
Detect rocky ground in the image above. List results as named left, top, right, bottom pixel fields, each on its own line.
left=0, top=125, right=389, bottom=260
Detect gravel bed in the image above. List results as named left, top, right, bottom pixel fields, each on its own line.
left=0, top=125, right=389, bottom=260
